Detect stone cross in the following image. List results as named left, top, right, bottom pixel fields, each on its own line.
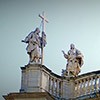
left=39, top=12, right=48, bottom=64
left=39, top=11, right=48, bottom=33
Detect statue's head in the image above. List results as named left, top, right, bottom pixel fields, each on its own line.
left=70, top=44, right=75, bottom=50
left=35, top=27, right=40, bottom=34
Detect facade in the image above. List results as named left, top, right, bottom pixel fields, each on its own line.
left=3, top=64, right=100, bottom=100
left=3, top=13, right=100, bottom=100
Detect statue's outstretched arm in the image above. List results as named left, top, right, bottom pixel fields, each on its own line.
left=21, top=36, right=30, bottom=43
left=62, top=50, right=68, bottom=59
left=21, top=40, right=25, bottom=42
left=21, top=40, right=28, bottom=43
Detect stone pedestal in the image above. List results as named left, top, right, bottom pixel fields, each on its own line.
left=20, top=64, right=41, bottom=92
left=62, top=77, right=75, bottom=99
left=20, top=64, right=50, bottom=93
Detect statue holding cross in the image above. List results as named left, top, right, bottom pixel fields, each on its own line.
left=22, top=12, right=48, bottom=64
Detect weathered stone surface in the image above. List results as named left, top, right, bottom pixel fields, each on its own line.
left=3, top=92, right=55, bottom=100
left=4, top=64, right=100, bottom=100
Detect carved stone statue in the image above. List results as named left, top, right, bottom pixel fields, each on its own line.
left=22, top=28, right=41, bottom=64
left=62, top=44, right=84, bottom=76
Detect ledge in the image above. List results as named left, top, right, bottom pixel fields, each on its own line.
left=77, top=70, right=100, bottom=79
left=20, top=64, right=62, bottom=79
left=3, top=92, right=55, bottom=100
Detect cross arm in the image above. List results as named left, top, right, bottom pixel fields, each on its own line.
left=39, top=14, right=49, bottom=23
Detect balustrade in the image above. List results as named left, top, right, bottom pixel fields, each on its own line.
left=74, top=73, right=100, bottom=98
left=48, top=71, right=100, bottom=99
left=20, top=65, right=100, bottom=99
left=48, top=75, right=62, bottom=98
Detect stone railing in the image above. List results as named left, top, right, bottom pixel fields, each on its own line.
left=74, top=70, right=100, bottom=99
left=48, top=76, right=63, bottom=98
left=39, top=66, right=63, bottom=99
left=20, top=64, right=100, bottom=99
left=20, top=64, right=64, bottom=99
left=47, top=70, right=100, bottom=99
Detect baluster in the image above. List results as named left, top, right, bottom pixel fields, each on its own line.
left=53, top=79, right=55, bottom=95
left=56, top=80, right=59, bottom=97
left=59, top=81, right=62, bottom=97
left=54, top=79, right=57, bottom=95
left=87, top=78, right=90, bottom=94
left=89, top=77, right=92, bottom=93
left=96, top=76, right=99, bottom=91
left=94, top=76, right=97, bottom=92
left=50, top=78, right=53, bottom=94
left=52, top=78, right=54, bottom=94
left=93, top=77, right=96, bottom=92
left=77, top=81, right=80, bottom=97
left=85, top=79, right=89, bottom=94
left=92, top=77, right=96, bottom=92
left=49, top=77, right=51, bottom=93
left=91, top=77, right=94, bottom=93
left=74, top=82, right=78, bottom=97
left=56, top=80, right=58, bottom=96
left=79, top=80, right=83, bottom=96
left=82, top=79, right=85, bottom=95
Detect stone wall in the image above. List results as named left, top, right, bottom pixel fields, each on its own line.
left=3, top=92, right=55, bottom=100
left=4, top=64, right=100, bottom=100
left=20, top=64, right=100, bottom=99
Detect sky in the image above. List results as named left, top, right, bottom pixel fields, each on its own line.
left=0, top=0, right=100, bottom=100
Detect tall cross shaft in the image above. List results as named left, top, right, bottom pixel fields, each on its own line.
left=39, top=12, right=48, bottom=64
left=39, top=12, right=48, bottom=33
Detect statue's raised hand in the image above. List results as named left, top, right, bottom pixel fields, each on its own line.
left=62, top=50, right=68, bottom=59
left=62, top=50, right=65, bottom=55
